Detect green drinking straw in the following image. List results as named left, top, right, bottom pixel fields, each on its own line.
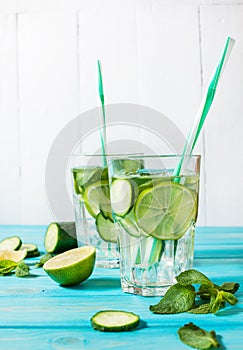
left=97, top=59, right=107, bottom=167
left=147, top=36, right=235, bottom=265
left=173, top=36, right=235, bottom=177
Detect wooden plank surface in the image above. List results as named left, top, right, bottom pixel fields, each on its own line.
left=200, top=5, right=243, bottom=226
left=0, top=225, right=242, bottom=349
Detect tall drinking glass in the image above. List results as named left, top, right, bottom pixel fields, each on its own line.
left=71, top=154, right=143, bottom=268
left=108, top=154, right=200, bottom=295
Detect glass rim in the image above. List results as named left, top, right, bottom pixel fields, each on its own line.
left=70, top=153, right=201, bottom=159
left=70, top=152, right=144, bottom=157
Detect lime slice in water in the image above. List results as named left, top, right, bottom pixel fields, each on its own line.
left=83, top=181, right=112, bottom=218
left=134, top=182, right=197, bottom=240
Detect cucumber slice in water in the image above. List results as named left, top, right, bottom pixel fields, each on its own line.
left=44, top=222, right=77, bottom=254
left=72, top=167, right=104, bottom=194
left=0, top=236, right=22, bottom=251
left=96, top=213, right=117, bottom=243
left=90, top=310, right=140, bottom=332
left=111, top=159, right=144, bottom=174
left=110, top=179, right=135, bottom=217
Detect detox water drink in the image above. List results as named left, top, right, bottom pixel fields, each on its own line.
left=109, top=155, right=200, bottom=296
left=72, top=164, right=118, bottom=268
left=71, top=155, right=144, bottom=268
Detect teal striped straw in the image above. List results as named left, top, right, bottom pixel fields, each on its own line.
left=97, top=60, right=107, bottom=167
left=173, top=36, right=235, bottom=178
left=147, top=37, right=235, bottom=265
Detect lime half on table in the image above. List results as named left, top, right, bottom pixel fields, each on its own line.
left=134, top=182, right=197, bottom=240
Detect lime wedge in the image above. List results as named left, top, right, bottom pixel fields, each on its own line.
left=134, top=182, right=197, bottom=240
left=0, top=249, right=27, bottom=262
left=83, top=181, right=111, bottom=218
left=43, top=246, right=96, bottom=286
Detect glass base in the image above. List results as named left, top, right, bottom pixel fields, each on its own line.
left=95, top=257, right=119, bottom=269
left=121, top=279, right=172, bottom=297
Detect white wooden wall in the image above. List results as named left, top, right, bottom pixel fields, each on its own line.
left=0, top=0, right=242, bottom=226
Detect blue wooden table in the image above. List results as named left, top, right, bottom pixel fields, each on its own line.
left=0, top=226, right=242, bottom=350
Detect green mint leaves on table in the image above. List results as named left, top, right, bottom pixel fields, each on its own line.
left=15, top=261, right=30, bottom=277
left=149, top=284, right=195, bottom=314
left=0, top=260, right=30, bottom=277
left=0, top=260, right=18, bottom=275
left=35, top=253, right=54, bottom=268
left=150, top=269, right=239, bottom=315
left=178, top=322, right=220, bottom=349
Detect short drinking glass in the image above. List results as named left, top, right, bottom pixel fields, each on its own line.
left=109, top=154, right=200, bottom=296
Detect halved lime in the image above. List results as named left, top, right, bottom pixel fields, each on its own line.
left=134, top=182, right=197, bottom=240
left=83, top=180, right=112, bottom=218
left=43, top=246, right=96, bottom=286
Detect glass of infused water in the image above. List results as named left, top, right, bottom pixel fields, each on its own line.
left=108, top=154, right=200, bottom=295
left=71, top=153, right=143, bottom=268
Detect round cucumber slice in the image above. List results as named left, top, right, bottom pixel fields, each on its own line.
left=90, top=310, right=140, bottom=332
left=95, top=213, right=117, bottom=243
left=110, top=179, right=135, bottom=217
left=111, top=159, right=144, bottom=174
left=0, top=236, right=22, bottom=251
left=134, top=182, right=197, bottom=240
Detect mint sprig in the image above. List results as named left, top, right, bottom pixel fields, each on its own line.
left=178, top=322, right=220, bottom=349
left=150, top=269, right=239, bottom=315
left=149, top=284, right=195, bottom=314
left=15, top=261, right=30, bottom=277
left=35, top=253, right=54, bottom=268
left=0, top=260, right=30, bottom=277
left=0, top=260, right=18, bottom=275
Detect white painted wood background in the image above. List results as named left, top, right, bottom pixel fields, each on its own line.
left=0, top=0, right=242, bottom=226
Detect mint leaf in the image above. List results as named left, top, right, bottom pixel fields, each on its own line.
left=178, top=322, right=220, bottom=349
left=176, top=269, right=213, bottom=287
left=188, top=303, right=212, bottom=314
left=150, top=283, right=195, bottom=314
left=220, top=282, right=240, bottom=294
left=0, top=260, right=17, bottom=275
left=35, top=253, right=53, bottom=268
left=221, top=291, right=238, bottom=305
left=15, top=262, right=30, bottom=277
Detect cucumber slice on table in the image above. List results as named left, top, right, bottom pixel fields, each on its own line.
left=90, top=310, right=140, bottom=332
left=20, top=243, right=40, bottom=257
left=0, top=236, right=22, bottom=251
left=110, top=179, right=135, bottom=217
left=95, top=213, right=117, bottom=243
left=44, top=222, right=77, bottom=254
